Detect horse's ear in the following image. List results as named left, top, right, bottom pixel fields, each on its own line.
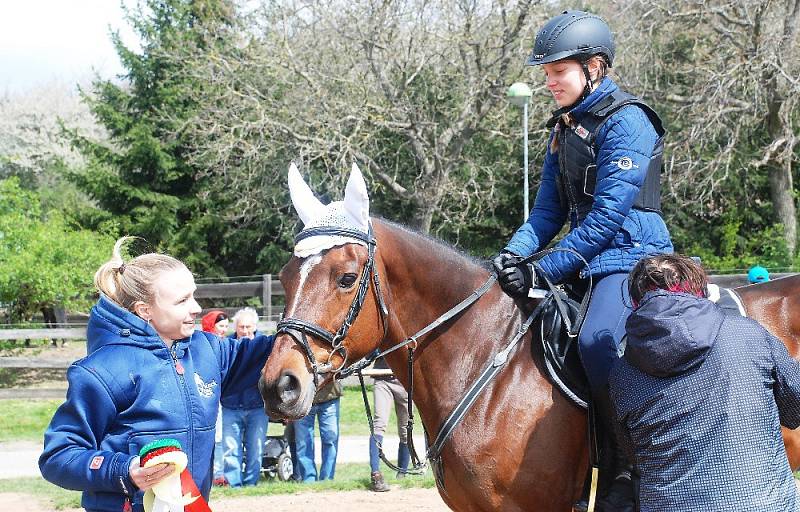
left=288, top=162, right=326, bottom=226
left=344, top=162, right=370, bottom=230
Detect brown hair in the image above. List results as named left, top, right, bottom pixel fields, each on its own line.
left=628, top=254, right=708, bottom=305
left=586, top=55, right=609, bottom=85
left=94, top=237, right=187, bottom=312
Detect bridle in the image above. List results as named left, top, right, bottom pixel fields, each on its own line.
left=275, top=222, right=430, bottom=475
left=275, top=223, right=389, bottom=382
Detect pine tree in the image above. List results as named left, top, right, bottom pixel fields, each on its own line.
left=69, top=0, right=236, bottom=274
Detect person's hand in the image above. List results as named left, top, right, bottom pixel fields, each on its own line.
left=128, top=456, right=175, bottom=491
left=492, top=253, right=534, bottom=298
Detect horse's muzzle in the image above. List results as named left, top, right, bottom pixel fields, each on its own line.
left=259, top=369, right=313, bottom=420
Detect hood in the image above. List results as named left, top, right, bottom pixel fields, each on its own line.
left=624, top=290, right=725, bottom=378
left=86, top=295, right=169, bottom=355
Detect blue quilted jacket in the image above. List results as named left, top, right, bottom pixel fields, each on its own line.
left=39, top=296, right=274, bottom=512
left=504, top=78, right=673, bottom=283
left=611, top=291, right=800, bottom=512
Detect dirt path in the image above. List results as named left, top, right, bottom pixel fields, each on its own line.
left=0, top=488, right=450, bottom=511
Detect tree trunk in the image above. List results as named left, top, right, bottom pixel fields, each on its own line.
left=409, top=202, right=436, bottom=234
left=768, top=161, right=797, bottom=255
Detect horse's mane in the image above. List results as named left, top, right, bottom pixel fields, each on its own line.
left=375, top=217, right=491, bottom=271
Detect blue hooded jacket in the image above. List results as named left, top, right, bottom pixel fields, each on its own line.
left=610, top=291, right=800, bottom=512
left=39, top=296, right=274, bottom=512
left=504, top=78, right=673, bottom=283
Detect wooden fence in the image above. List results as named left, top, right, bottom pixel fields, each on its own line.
left=0, top=272, right=795, bottom=374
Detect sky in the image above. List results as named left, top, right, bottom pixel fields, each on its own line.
left=0, top=0, right=139, bottom=94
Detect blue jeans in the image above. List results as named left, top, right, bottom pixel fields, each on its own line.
left=578, top=272, right=632, bottom=395
left=213, top=405, right=224, bottom=479
left=294, top=398, right=340, bottom=482
left=222, top=407, right=269, bottom=486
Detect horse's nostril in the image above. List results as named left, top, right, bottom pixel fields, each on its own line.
left=277, top=371, right=301, bottom=403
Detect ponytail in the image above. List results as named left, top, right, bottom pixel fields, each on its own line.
left=94, top=237, right=186, bottom=312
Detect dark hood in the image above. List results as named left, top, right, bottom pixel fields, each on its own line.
left=86, top=295, right=171, bottom=355
left=624, top=290, right=725, bottom=378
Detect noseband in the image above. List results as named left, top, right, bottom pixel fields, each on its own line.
left=275, top=224, right=389, bottom=381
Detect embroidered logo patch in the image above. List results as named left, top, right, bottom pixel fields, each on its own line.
left=612, top=157, right=639, bottom=170
left=89, top=456, right=104, bottom=469
left=194, top=373, right=218, bottom=398
left=574, top=124, right=590, bottom=140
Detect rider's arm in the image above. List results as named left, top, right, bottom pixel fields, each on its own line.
left=536, top=107, right=658, bottom=283
left=504, top=135, right=567, bottom=258
left=768, top=330, right=800, bottom=429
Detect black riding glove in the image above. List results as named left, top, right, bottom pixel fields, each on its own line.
left=492, top=253, right=535, bottom=298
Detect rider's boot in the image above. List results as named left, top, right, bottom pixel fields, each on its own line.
left=396, top=442, right=410, bottom=479
left=594, top=389, right=635, bottom=512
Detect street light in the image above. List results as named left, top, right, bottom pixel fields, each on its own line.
left=506, top=82, right=532, bottom=221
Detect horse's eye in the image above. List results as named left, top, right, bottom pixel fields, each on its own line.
left=338, top=273, right=358, bottom=288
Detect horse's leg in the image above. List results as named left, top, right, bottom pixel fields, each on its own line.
left=434, top=374, right=587, bottom=512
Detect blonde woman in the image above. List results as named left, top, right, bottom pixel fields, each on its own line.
left=39, top=238, right=274, bottom=512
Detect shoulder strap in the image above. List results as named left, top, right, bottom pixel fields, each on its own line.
left=587, top=91, right=665, bottom=140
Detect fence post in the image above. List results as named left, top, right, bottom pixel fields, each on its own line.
left=262, top=274, right=272, bottom=321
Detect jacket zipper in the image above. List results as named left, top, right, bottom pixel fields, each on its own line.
left=170, top=343, right=185, bottom=375
left=169, top=342, right=194, bottom=460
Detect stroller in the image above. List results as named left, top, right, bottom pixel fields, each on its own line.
left=261, top=419, right=294, bottom=481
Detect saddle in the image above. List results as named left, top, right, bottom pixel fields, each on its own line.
left=534, top=290, right=590, bottom=409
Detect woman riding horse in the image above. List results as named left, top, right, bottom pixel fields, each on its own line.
left=492, top=10, right=672, bottom=511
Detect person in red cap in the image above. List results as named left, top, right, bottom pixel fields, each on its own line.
left=200, top=309, right=231, bottom=486
left=200, top=310, right=229, bottom=337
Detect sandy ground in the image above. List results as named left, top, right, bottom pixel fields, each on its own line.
left=0, top=488, right=450, bottom=511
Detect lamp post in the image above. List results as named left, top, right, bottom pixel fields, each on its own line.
left=506, top=82, right=532, bottom=221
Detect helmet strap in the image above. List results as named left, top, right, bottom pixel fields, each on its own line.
left=580, top=61, right=593, bottom=99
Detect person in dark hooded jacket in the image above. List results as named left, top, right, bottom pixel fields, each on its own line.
left=610, top=254, right=800, bottom=512
left=39, top=238, right=274, bottom=512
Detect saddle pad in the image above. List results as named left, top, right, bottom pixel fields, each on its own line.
left=707, top=284, right=746, bottom=316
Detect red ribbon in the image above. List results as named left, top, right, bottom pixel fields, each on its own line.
left=179, top=468, right=212, bottom=512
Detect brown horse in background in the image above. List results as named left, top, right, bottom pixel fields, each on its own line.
left=738, top=280, right=800, bottom=469
left=260, top=180, right=800, bottom=510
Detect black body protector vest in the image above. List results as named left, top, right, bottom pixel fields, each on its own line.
left=551, top=90, right=666, bottom=223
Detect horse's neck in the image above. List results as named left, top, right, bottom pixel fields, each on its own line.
left=374, top=221, right=522, bottom=428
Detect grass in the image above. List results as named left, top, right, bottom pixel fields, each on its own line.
left=0, top=399, right=62, bottom=442
left=0, top=386, right=417, bottom=442
left=0, top=463, right=436, bottom=510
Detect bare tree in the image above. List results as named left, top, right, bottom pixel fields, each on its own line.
left=617, top=0, right=800, bottom=254
left=180, top=0, right=546, bottom=235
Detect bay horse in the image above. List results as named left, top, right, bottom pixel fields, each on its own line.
left=260, top=164, right=800, bottom=511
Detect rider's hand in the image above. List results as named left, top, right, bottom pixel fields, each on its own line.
left=492, top=253, right=535, bottom=298
left=128, top=456, right=174, bottom=491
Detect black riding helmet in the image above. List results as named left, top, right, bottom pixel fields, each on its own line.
left=527, top=10, right=615, bottom=66
left=527, top=11, right=615, bottom=107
